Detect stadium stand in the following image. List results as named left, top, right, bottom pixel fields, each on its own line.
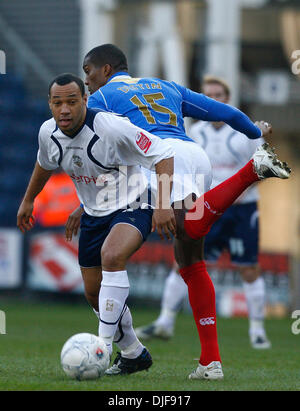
left=0, top=74, right=50, bottom=226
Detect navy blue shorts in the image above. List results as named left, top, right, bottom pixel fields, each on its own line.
left=204, top=202, right=259, bottom=265
left=78, top=207, right=153, bottom=268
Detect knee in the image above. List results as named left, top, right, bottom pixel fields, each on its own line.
left=101, top=246, right=127, bottom=271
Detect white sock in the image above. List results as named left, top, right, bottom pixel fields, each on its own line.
left=98, top=270, right=130, bottom=356
left=93, top=305, right=143, bottom=359
left=114, top=305, right=144, bottom=359
left=243, top=277, right=266, bottom=337
left=155, top=269, right=188, bottom=330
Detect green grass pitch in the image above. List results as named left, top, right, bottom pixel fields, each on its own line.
left=0, top=298, right=299, bottom=391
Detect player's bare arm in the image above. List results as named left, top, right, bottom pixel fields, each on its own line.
left=17, top=162, right=53, bottom=233
left=152, top=157, right=176, bottom=241
left=65, top=205, right=84, bottom=241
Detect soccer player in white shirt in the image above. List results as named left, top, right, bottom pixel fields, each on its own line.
left=136, top=76, right=271, bottom=350
left=16, top=73, right=177, bottom=375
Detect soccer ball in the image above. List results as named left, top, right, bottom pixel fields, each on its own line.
left=60, top=333, right=110, bottom=380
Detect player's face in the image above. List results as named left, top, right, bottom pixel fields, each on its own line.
left=49, top=82, right=87, bottom=136
left=83, top=59, right=110, bottom=94
left=202, top=83, right=229, bottom=104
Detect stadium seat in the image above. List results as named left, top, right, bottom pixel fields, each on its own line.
left=1, top=74, right=48, bottom=228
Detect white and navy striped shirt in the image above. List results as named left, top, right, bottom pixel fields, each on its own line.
left=37, top=108, right=174, bottom=216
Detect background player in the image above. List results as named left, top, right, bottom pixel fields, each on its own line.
left=136, top=75, right=271, bottom=350
left=66, top=44, right=290, bottom=380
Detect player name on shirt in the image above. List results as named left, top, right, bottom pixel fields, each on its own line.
left=117, top=80, right=162, bottom=94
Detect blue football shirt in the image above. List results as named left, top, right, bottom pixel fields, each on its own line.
left=87, top=72, right=261, bottom=141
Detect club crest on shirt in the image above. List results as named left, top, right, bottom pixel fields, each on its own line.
left=72, top=154, right=83, bottom=168
left=136, top=131, right=152, bottom=153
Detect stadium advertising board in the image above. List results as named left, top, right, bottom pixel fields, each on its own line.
left=0, top=229, right=22, bottom=288
left=27, top=231, right=290, bottom=317
left=27, top=231, right=83, bottom=293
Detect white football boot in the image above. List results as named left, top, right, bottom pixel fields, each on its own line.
left=188, top=361, right=224, bottom=380
left=252, top=143, right=291, bottom=180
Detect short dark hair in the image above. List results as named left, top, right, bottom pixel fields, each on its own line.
left=48, top=73, right=85, bottom=97
left=201, top=75, right=231, bottom=97
left=84, top=44, right=128, bottom=72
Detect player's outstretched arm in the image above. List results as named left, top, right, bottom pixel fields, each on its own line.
left=17, top=162, right=53, bottom=233
left=176, top=83, right=265, bottom=139
left=203, top=98, right=265, bottom=139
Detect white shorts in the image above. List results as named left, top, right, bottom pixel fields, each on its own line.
left=143, top=138, right=212, bottom=204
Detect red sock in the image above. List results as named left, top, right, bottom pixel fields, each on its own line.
left=184, top=159, right=259, bottom=239
left=179, top=261, right=221, bottom=365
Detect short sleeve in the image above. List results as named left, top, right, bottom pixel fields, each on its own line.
left=93, top=112, right=175, bottom=170
left=37, top=122, right=59, bottom=171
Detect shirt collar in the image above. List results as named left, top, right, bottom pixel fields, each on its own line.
left=107, top=71, right=131, bottom=83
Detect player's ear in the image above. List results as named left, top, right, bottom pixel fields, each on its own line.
left=103, top=63, right=113, bottom=78
left=83, top=93, right=88, bottom=104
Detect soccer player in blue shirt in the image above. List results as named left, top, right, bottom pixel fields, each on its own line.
left=66, top=44, right=290, bottom=379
